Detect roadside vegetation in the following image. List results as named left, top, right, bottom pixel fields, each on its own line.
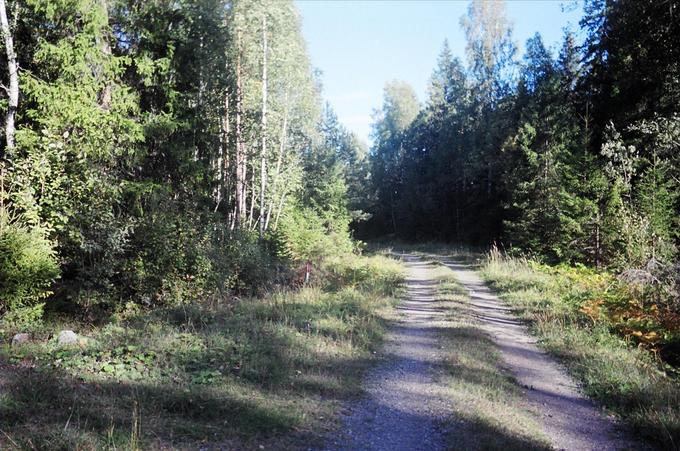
left=0, top=1, right=397, bottom=447
left=430, top=262, right=552, bottom=451
left=482, top=248, right=680, bottom=449
left=360, top=0, right=680, bottom=446
left=0, top=253, right=403, bottom=449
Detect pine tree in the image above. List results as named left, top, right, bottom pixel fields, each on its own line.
left=369, top=81, right=419, bottom=235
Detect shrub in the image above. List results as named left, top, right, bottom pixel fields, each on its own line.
left=276, top=207, right=353, bottom=262
left=0, top=212, right=60, bottom=329
left=118, top=211, right=282, bottom=307
left=206, top=226, right=280, bottom=294
left=1, top=303, right=46, bottom=333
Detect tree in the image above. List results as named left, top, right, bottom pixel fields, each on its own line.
left=460, top=0, right=516, bottom=108
left=582, top=0, right=680, bottom=131
left=369, top=80, right=419, bottom=235
left=0, top=0, right=18, bottom=151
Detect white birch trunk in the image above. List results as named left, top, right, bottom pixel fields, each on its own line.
left=264, top=92, right=288, bottom=231
left=234, top=31, right=246, bottom=226
left=258, top=13, right=268, bottom=238
left=0, top=0, right=18, bottom=151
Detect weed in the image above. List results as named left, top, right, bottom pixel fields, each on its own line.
left=481, top=252, right=680, bottom=449
left=0, top=253, right=403, bottom=449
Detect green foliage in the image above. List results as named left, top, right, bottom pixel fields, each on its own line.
left=0, top=253, right=402, bottom=448
left=460, top=0, right=516, bottom=104
left=0, top=213, right=59, bottom=317
left=324, top=254, right=403, bottom=296
left=117, top=212, right=281, bottom=308
left=598, top=118, right=679, bottom=268
left=482, top=251, right=680, bottom=448
left=276, top=207, right=352, bottom=261
left=368, top=81, right=422, bottom=236
left=0, top=303, right=46, bottom=334
left=0, top=0, right=360, bottom=321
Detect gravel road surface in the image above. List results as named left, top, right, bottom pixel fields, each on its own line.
left=323, top=254, right=646, bottom=451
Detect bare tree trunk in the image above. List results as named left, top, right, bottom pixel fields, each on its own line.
left=265, top=92, right=289, bottom=231
left=595, top=209, right=601, bottom=269
left=258, top=13, right=268, bottom=238
left=248, top=165, right=257, bottom=229
left=390, top=190, right=397, bottom=235
left=234, top=30, right=246, bottom=227
left=214, top=89, right=229, bottom=212
left=487, top=163, right=492, bottom=196
left=0, top=0, right=18, bottom=151
left=194, top=33, right=205, bottom=162
left=224, top=91, right=230, bottom=167
left=272, top=100, right=288, bottom=179
left=96, top=0, right=112, bottom=110
left=455, top=185, right=461, bottom=243
left=99, top=38, right=112, bottom=109
left=213, top=154, right=223, bottom=211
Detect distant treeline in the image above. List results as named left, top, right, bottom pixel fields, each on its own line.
left=364, top=0, right=679, bottom=270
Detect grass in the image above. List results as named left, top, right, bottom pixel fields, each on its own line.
left=481, top=251, right=680, bottom=450
left=0, top=253, right=404, bottom=450
left=428, top=262, right=552, bottom=451
left=368, top=241, right=482, bottom=267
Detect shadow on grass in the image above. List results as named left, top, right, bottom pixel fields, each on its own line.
left=0, top=363, right=299, bottom=449
left=444, top=415, right=552, bottom=451
left=0, top=281, right=393, bottom=449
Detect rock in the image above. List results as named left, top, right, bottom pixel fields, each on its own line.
left=11, top=333, right=30, bottom=346
left=618, top=268, right=655, bottom=285
left=57, top=330, right=79, bottom=346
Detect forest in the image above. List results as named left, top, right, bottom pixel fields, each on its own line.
left=364, top=0, right=680, bottom=363
left=0, top=0, right=679, bottom=449
left=366, top=0, right=679, bottom=268
left=0, top=0, right=369, bottom=322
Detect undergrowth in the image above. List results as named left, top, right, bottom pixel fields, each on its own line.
left=0, top=253, right=403, bottom=450
left=481, top=249, right=680, bottom=449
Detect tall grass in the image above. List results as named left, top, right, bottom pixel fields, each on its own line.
left=0, top=254, right=403, bottom=450
left=482, top=248, right=680, bottom=449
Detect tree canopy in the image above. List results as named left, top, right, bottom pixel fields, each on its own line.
left=363, top=0, right=679, bottom=269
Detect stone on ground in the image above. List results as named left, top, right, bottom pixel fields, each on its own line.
left=11, top=333, right=30, bottom=346
left=57, top=330, right=79, bottom=346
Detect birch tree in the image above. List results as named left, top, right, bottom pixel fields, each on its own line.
left=0, top=0, right=18, bottom=151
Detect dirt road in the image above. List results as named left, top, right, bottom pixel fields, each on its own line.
left=441, top=258, right=645, bottom=451
left=323, top=254, right=645, bottom=451
left=324, top=256, right=453, bottom=450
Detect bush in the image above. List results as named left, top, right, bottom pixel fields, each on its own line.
left=0, top=213, right=60, bottom=329
left=120, top=210, right=215, bottom=307
left=206, top=226, right=281, bottom=294
left=275, top=207, right=353, bottom=262
left=116, top=210, right=283, bottom=308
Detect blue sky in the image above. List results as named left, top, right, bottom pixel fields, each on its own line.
left=296, top=0, right=584, bottom=144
